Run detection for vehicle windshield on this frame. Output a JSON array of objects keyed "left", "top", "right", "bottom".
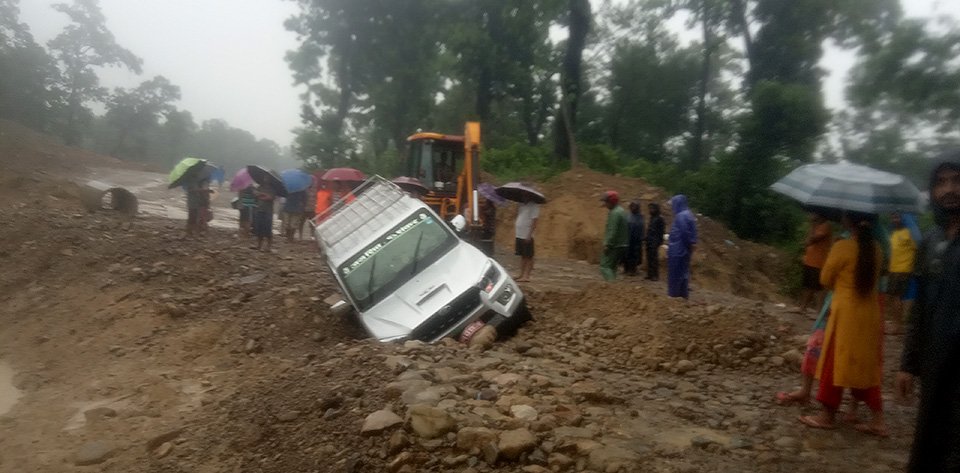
[{"left": 339, "top": 210, "right": 456, "bottom": 311}]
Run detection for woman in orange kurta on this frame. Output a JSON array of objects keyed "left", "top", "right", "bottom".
[{"left": 799, "top": 211, "right": 888, "bottom": 437}]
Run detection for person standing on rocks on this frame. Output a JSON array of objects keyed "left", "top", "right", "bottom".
[
  {"left": 885, "top": 211, "right": 917, "bottom": 334},
  {"left": 600, "top": 191, "right": 628, "bottom": 281},
  {"left": 252, "top": 183, "right": 276, "bottom": 252},
  {"left": 667, "top": 195, "right": 697, "bottom": 298},
  {"left": 799, "top": 211, "right": 887, "bottom": 436},
  {"left": 514, "top": 193, "right": 539, "bottom": 282},
  {"left": 799, "top": 212, "right": 833, "bottom": 314},
  {"left": 897, "top": 155, "right": 960, "bottom": 472},
  {"left": 623, "top": 201, "right": 645, "bottom": 276},
  {"left": 645, "top": 202, "right": 665, "bottom": 281},
  {"left": 282, "top": 190, "right": 306, "bottom": 242}
]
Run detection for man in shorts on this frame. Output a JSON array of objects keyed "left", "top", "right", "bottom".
[
  {"left": 886, "top": 211, "right": 917, "bottom": 334},
  {"left": 514, "top": 194, "right": 540, "bottom": 282},
  {"left": 799, "top": 212, "right": 833, "bottom": 315}
]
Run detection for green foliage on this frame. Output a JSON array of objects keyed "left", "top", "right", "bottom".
[
  {"left": 578, "top": 144, "right": 622, "bottom": 174},
  {"left": 481, "top": 144, "right": 559, "bottom": 182}
]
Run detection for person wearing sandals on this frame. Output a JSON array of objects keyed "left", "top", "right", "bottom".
[{"left": 798, "top": 211, "right": 888, "bottom": 437}]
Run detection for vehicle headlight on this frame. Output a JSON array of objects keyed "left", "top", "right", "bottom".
[{"left": 479, "top": 264, "right": 500, "bottom": 293}]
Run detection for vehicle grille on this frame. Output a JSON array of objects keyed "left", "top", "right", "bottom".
[{"left": 409, "top": 288, "right": 482, "bottom": 342}]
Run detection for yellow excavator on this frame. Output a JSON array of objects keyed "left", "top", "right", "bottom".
[{"left": 402, "top": 122, "right": 482, "bottom": 230}]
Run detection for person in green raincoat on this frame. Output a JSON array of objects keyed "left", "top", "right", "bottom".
[{"left": 600, "top": 191, "right": 629, "bottom": 281}]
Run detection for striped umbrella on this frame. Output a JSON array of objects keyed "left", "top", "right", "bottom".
[{"left": 770, "top": 162, "right": 922, "bottom": 214}]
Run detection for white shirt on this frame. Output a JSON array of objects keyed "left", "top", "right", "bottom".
[{"left": 515, "top": 202, "right": 540, "bottom": 239}]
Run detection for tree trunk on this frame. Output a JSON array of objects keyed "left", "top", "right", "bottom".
[
  {"left": 687, "top": 0, "right": 715, "bottom": 170},
  {"left": 730, "top": 0, "right": 757, "bottom": 90},
  {"left": 553, "top": 0, "right": 591, "bottom": 165}
]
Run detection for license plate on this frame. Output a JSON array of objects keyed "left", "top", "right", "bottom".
[{"left": 459, "top": 320, "right": 486, "bottom": 344}]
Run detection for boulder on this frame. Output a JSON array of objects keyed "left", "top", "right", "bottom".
[
  {"left": 361, "top": 409, "right": 403, "bottom": 435},
  {"left": 409, "top": 405, "right": 457, "bottom": 439},
  {"left": 457, "top": 427, "right": 498, "bottom": 452},
  {"left": 498, "top": 428, "right": 538, "bottom": 461}
]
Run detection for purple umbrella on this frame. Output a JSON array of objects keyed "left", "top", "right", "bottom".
[
  {"left": 495, "top": 182, "right": 546, "bottom": 204},
  {"left": 478, "top": 182, "right": 507, "bottom": 206},
  {"left": 230, "top": 167, "right": 254, "bottom": 192}
]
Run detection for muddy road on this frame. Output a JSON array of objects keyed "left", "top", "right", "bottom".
[{"left": 0, "top": 122, "right": 918, "bottom": 472}]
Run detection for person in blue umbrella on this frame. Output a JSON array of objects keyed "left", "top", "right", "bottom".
[{"left": 667, "top": 195, "right": 697, "bottom": 299}]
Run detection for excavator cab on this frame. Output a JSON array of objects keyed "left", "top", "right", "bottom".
[{"left": 403, "top": 123, "right": 481, "bottom": 227}]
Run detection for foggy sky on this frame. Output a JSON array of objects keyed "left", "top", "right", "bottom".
[{"left": 17, "top": 0, "right": 960, "bottom": 148}]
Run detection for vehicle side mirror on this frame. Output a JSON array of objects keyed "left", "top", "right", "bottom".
[{"left": 450, "top": 215, "right": 467, "bottom": 233}]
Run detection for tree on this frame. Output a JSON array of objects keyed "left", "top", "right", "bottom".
[
  {"left": 0, "top": 0, "right": 59, "bottom": 129},
  {"left": 101, "top": 76, "right": 180, "bottom": 159},
  {"left": 47, "top": 0, "right": 142, "bottom": 145},
  {"left": 553, "top": 0, "right": 591, "bottom": 165}
]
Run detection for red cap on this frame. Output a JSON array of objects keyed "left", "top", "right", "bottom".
[{"left": 601, "top": 190, "right": 619, "bottom": 205}]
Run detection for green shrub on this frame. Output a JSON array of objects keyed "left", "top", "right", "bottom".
[{"left": 482, "top": 143, "right": 559, "bottom": 182}]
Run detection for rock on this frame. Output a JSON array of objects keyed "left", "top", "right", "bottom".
[
  {"left": 498, "top": 428, "right": 538, "bottom": 461},
  {"left": 581, "top": 317, "right": 597, "bottom": 328},
  {"left": 475, "top": 388, "right": 499, "bottom": 401},
  {"left": 387, "top": 430, "right": 411, "bottom": 455},
  {"left": 782, "top": 349, "right": 803, "bottom": 364},
  {"left": 587, "top": 445, "right": 641, "bottom": 471},
  {"left": 727, "top": 437, "right": 753, "bottom": 450},
  {"left": 749, "top": 356, "right": 767, "bottom": 365},
  {"left": 385, "top": 379, "right": 432, "bottom": 398},
  {"left": 492, "top": 373, "right": 523, "bottom": 386},
  {"left": 522, "top": 466, "right": 549, "bottom": 473},
  {"left": 244, "top": 339, "right": 260, "bottom": 354},
  {"left": 362, "top": 409, "right": 403, "bottom": 435},
  {"left": 691, "top": 436, "right": 719, "bottom": 448},
  {"left": 239, "top": 273, "right": 267, "bottom": 285},
  {"left": 408, "top": 405, "right": 456, "bottom": 439},
  {"left": 74, "top": 441, "right": 116, "bottom": 466},
  {"left": 529, "top": 414, "right": 558, "bottom": 433},
  {"left": 457, "top": 427, "right": 498, "bottom": 452},
  {"left": 675, "top": 359, "right": 696, "bottom": 374},
  {"left": 553, "top": 426, "right": 595, "bottom": 440},
  {"left": 468, "top": 325, "right": 497, "bottom": 351},
  {"left": 773, "top": 436, "right": 799, "bottom": 449},
  {"left": 388, "top": 452, "right": 414, "bottom": 473},
  {"left": 482, "top": 441, "right": 500, "bottom": 464},
  {"left": 769, "top": 356, "right": 785, "bottom": 367},
  {"left": 548, "top": 452, "right": 575, "bottom": 469},
  {"left": 275, "top": 410, "right": 300, "bottom": 422},
  {"left": 510, "top": 405, "right": 538, "bottom": 421},
  {"left": 83, "top": 407, "right": 117, "bottom": 423},
  {"left": 153, "top": 442, "right": 173, "bottom": 458},
  {"left": 146, "top": 428, "right": 184, "bottom": 451},
  {"left": 442, "top": 454, "right": 470, "bottom": 466}
]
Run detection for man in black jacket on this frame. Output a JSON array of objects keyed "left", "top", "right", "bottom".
[
  {"left": 897, "top": 153, "right": 960, "bottom": 473},
  {"left": 645, "top": 202, "right": 666, "bottom": 281}
]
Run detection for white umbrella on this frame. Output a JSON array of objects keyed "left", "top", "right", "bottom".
[{"left": 770, "top": 162, "right": 922, "bottom": 214}]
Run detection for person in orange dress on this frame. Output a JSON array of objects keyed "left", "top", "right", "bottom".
[{"left": 799, "top": 211, "right": 887, "bottom": 436}]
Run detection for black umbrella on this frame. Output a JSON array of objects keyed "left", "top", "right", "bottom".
[
  {"left": 495, "top": 182, "right": 546, "bottom": 204},
  {"left": 246, "top": 165, "right": 288, "bottom": 197}
]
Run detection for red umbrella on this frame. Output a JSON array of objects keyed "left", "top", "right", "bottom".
[
  {"left": 392, "top": 176, "right": 429, "bottom": 195},
  {"left": 321, "top": 167, "right": 365, "bottom": 182}
]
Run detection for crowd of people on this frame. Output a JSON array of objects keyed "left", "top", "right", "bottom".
[
  {"left": 770, "top": 156, "right": 960, "bottom": 472},
  {"left": 505, "top": 188, "right": 694, "bottom": 298}
]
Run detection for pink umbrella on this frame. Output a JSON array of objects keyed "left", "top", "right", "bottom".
[
  {"left": 229, "top": 167, "right": 254, "bottom": 192},
  {"left": 321, "top": 167, "right": 366, "bottom": 182}
]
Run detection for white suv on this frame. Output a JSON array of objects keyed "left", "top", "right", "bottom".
[{"left": 314, "top": 177, "right": 529, "bottom": 343}]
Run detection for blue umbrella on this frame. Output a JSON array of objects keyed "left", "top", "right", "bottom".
[{"left": 281, "top": 169, "right": 313, "bottom": 193}]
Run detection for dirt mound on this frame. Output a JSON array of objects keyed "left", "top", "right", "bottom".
[{"left": 495, "top": 167, "right": 787, "bottom": 301}]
